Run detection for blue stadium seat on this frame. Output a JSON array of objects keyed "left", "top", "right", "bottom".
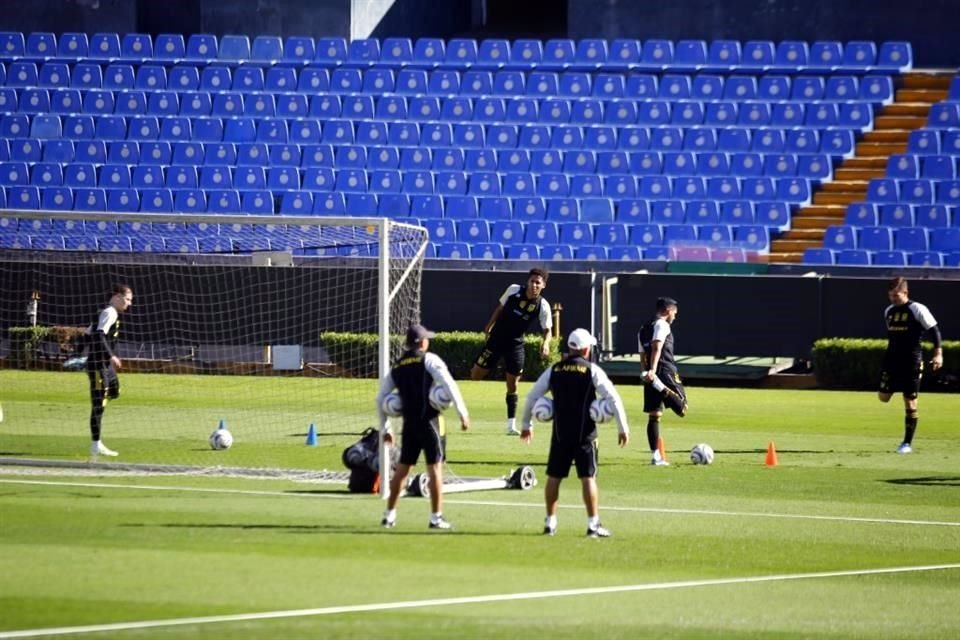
[
  {"left": 734, "top": 224, "right": 770, "bottom": 251},
  {"left": 559, "top": 72, "right": 591, "bottom": 97},
  {"left": 541, "top": 39, "right": 576, "bottom": 70},
  {"left": 546, "top": 197, "right": 580, "bottom": 221},
  {"left": 740, "top": 102, "right": 772, "bottom": 126},
  {"left": 663, "top": 224, "right": 698, "bottom": 247},
  {"left": 172, "top": 189, "right": 206, "bottom": 213},
  {"left": 280, "top": 191, "right": 313, "bottom": 214},
  {"left": 444, "top": 195, "right": 477, "bottom": 217},
  {"left": 834, "top": 249, "right": 869, "bottom": 265},
  {"left": 314, "top": 37, "right": 346, "bottom": 65},
  {"left": 167, "top": 67, "right": 199, "bottom": 93},
  {"left": 526, "top": 71, "right": 559, "bottom": 97},
  {"left": 894, "top": 227, "right": 929, "bottom": 251},
  {"left": 457, "top": 219, "right": 491, "bottom": 243},
  {"left": 908, "top": 251, "right": 942, "bottom": 267},
  {"left": 715, "top": 129, "right": 749, "bottom": 153},
  {"left": 722, "top": 76, "right": 757, "bottom": 101},
  {"left": 712, "top": 179, "right": 745, "bottom": 204},
  {"left": 154, "top": 34, "right": 185, "bottom": 60},
  {"left": 859, "top": 226, "right": 893, "bottom": 251},
  {"left": 740, "top": 41, "right": 775, "bottom": 70},
  {"left": 506, "top": 243, "right": 540, "bottom": 259},
  {"left": 773, "top": 40, "right": 809, "bottom": 70},
  {"left": 40, "top": 186, "right": 72, "bottom": 210},
  {"left": 731, "top": 153, "right": 763, "bottom": 177},
  {"left": 792, "top": 76, "right": 825, "bottom": 101},
  {"left": 706, "top": 40, "right": 741, "bottom": 70},
  {"left": 217, "top": 35, "right": 250, "bottom": 61},
  {"left": 38, "top": 62, "right": 70, "bottom": 88},
  {"left": 102, "top": 63, "right": 135, "bottom": 90},
  {"left": 88, "top": 33, "right": 121, "bottom": 61},
  {"left": 476, "top": 39, "right": 510, "bottom": 68},
  {"left": 757, "top": 75, "right": 790, "bottom": 100},
  {"left": 346, "top": 38, "right": 380, "bottom": 66},
  {"left": 946, "top": 252, "right": 960, "bottom": 267},
  {"left": 860, "top": 76, "right": 893, "bottom": 104},
  {"left": 251, "top": 35, "right": 282, "bottom": 62},
  {"left": 509, "top": 39, "right": 543, "bottom": 69},
  {"left": 687, "top": 201, "right": 720, "bottom": 224},
  {"left": 269, "top": 166, "right": 302, "bottom": 191},
  {"left": 931, "top": 228, "right": 960, "bottom": 252},
  {"left": 594, "top": 222, "right": 628, "bottom": 245},
  {"left": 843, "top": 41, "right": 876, "bottom": 68},
  {"left": 651, "top": 200, "right": 685, "bottom": 225},
  {"left": 628, "top": 223, "right": 662, "bottom": 246},
  {"left": 312, "top": 192, "right": 344, "bottom": 216},
  {"left": 536, "top": 244, "right": 570, "bottom": 260},
  {"left": 411, "top": 37, "right": 445, "bottom": 67},
  {"left": 436, "top": 171, "right": 468, "bottom": 195},
  {"left": 872, "top": 250, "right": 906, "bottom": 266},
  {"left": 692, "top": 75, "right": 724, "bottom": 100},
  {"left": 908, "top": 130, "right": 941, "bottom": 155},
  {"left": 435, "top": 242, "right": 469, "bottom": 259},
  {"left": 876, "top": 41, "right": 912, "bottom": 71},
  {"left": 525, "top": 221, "right": 559, "bottom": 244},
  {"left": 916, "top": 204, "right": 950, "bottom": 227},
  {"left": 673, "top": 40, "right": 706, "bottom": 70},
  {"left": 57, "top": 32, "right": 89, "bottom": 60},
  {"left": 491, "top": 220, "right": 524, "bottom": 245},
  {"left": 844, "top": 202, "right": 878, "bottom": 226},
  {"left": 50, "top": 88, "right": 80, "bottom": 113},
  {"left": 514, "top": 197, "right": 546, "bottom": 220},
  {"left": 132, "top": 165, "right": 164, "bottom": 189},
  {"left": 935, "top": 180, "right": 960, "bottom": 205},
  {"left": 471, "top": 242, "right": 506, "bottom": 259},
  {"left": 640, "top": 39, "right": 674, "bottom": 70},
  {"left": 698, "top": 224, "right": 732, "bottom": 245},
  {"left": 232, "top": 66, "right": 264, "bottom": 92},
  {"left": 139, "top": 188, "right": 173, "bottom": 212},
  {"left": 303, "top": 167, "right": 334, "bottom": 191},
  {"left": 809, "top": 41, "right": 843, "bottom": 70},
  {"left": 899, "top": 178, "right": 933, "bottom": 204},
  {"left": 777, "top": 178, "right": 810, "bottom": 204},
  {"left": 411, "top": 195, "right": 443, "bottom": 218},
  {"left": 823, "top": 224, "right": 857, "bottom": 250}
]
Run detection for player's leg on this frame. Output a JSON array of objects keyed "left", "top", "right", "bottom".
[
  {"left": 424, "top": 420, "right": 451, "bottom": 529},
  {"left": 543, "top": 440, "right": 571, "bottom": 535},
  {"left": 470, "top": 344, "right": 496, "bottom": 381},
  {"left": 897, "top": 363, "right": 922, "bottom": 453},
  {"left": 643, "top": 384, "right": 668, "bottom": 465},
  {"left": 87, "top": 368, "right": 117, "bottom": 458},
  {"left": 503, "top": 343, "right": 525, "bottom": 435},
  {"left": 878, "top": 364, "right": 894, "bottom": 402},
  {"left": 662, "top": 373, "right": 688, "bottom": 417},
  {"left": 577, "top": 442, "right": 609, "bottom": 537},
  {"left": 383, "top": 426, "right": 420, "bottom": 526}
]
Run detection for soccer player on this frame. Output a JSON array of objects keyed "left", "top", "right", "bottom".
[
  {"left": 83, "top": 284, "right": 133, "bottom": 460},
  {"left": 376, "top": 324, "right": 470, "bottom": 530},
  {"left": 637, "top": 296, "right": 688, "bottom": 466},
  {"left": 471, "top": 268, "right": 552, "bottom": 435},
  {"left": 520, "top": 328, "right": 629, "bottom": 538},
  {"left": 879, "top": 277, "right": 943, "bottom": 453}
]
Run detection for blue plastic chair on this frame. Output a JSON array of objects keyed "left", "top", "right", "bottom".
[
  {"left": 121, "top": 33, "right": 153, "bottom": 60},
  {"left": 509, "top": 39, "right": 543, "bottom": 69},
  {"left": 302, "top": 167, "right": 334, "bottom": 191},
  {"left": 314, "top": 37, "right": 347, "bottom": 64},
  {"left": 525, "top": 221, "right": 560, "bottom": 244},
  {"left": 476, "top": 39, "right": 510, "bottom": 68},
  {"left": 809, "top": 41, "right": 843, "bottom": 70},
  {"left": 346, "top": 38, "right": 380, "bottom": 66},
  {"left": 155, "top": 34, "right": 186, "bottom": 60},
  {"left": 513, "top": 197, "right": 546, "bottom": 221},
  {"left": 640, "top": 39, "right": 674, "bottom": 69},
  {"left": 630, "top": 224, "right": 663, "bottom": 246},
  {"left": 57, "top": 32, "right": 89, "bottom": 60},
  {"left": 740, "top": 41, "right": 775, "bottom": 70},
  {"left": 908, "top": 251, "right": 942, "bottom": 267},
  {"left": 802, "top": 248, "right": 834, "bottom": 264},
  {"left": 251, "top": 35, "right": 282, "bottom": 61},
  {"left": 916, "top": 205, "right": 951, "bottom": 227},
  {"left": 410, "top": 37, "right": 444, "bottom": 67},
  {"left": 673, "top": 40, "right": 707, "bottom": 70},
  {"left": 843, "top": 41, "right": 876, "bottom": 68},
  {"left": 269, "top": 166, "right": 302, "bottom": 191},
  {"left": 876, "top": 42, "right": 912, "bottom": 71},
  {"left": 218, "top": 35, "right": 250, "bottom": 61},
  {"left": 88, "top": 33, "right": 121, "bottom": 61},
  {"left": 707, "top": 40, "right": 741, "bottom": 70}
]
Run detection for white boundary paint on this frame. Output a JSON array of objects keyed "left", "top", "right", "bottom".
[
  {"left": 1, "top": 564, "right": 958, "bottom": 638},
  {"left": 2, "top": 478, "right": 959, "bottom": 528}
]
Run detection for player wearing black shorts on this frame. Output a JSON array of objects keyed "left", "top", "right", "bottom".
[
  {"left": 82, "top": 284, "right": 133, "bottom": 461},
  {"left": 637, "top": 297, "right": 687, "bottom": 466},
  {"left": 879, "top": 277, "right": 943, "bottom": 454},
  {"left": 376, "top": 324, "right": 470, "bottom": 530},
  {"left": 520, "top": 328, "right": 629, "bottom": 538},
  {"left": 471, "top": 268, "right": 552, "bottom": 435}
]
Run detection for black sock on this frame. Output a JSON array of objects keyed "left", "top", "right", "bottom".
[
  {"left": 646, "top": 416, "right": 660, "bottom": 451},
  {"left": 904, "top": 412, "right": 918, "bottom": 445},
  {"left": 90, "top": 394, "right": 105, "bottom": 441},
  {"left": 506, "top": 393, "right": 518, "bottom": 419}
]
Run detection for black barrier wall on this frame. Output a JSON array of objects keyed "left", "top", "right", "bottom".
[{"left": 2, "top": 263, "right": 957, "bottom": 357}]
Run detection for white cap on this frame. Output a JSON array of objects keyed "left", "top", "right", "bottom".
[{"left": 567, "top": 328, "right": 597, "bottom": 350}]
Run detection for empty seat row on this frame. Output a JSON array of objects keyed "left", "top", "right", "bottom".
[
  {"left": 803, "top": 247, "right": 960, "bottom": 268},
  {"left": 866, "top": 177, "right": 960, "bottom": 205},
  {"left": 0, "top": 60, "right": 896, "bottom": 104},
  {"left": 0, "top": 163, "right": 815, "bottom": 203},
  {"left": 886, "top": 154, "right": 960, "bottom": 179},
  {"left": 0, "top": 32, "right": 913, "bottom": 72},
  {"left": 433, "top": 243, "right": 762, "bottom": 262},
  {"left": 906, "top": 129, "right": 960, "bottom": 156},
  {"left": 823, "top": 224, "right": 960, "bottom": 252},
  {"left": 845, "top": 202, "right": 959, "bottom": 228},
  {"left": 0, "top": 85, "right": 877, "bottom": 131}
]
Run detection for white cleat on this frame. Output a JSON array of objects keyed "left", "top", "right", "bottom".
[
  {"left": 895, "top": 443, "right": 912, "bottom": 454},
  {"left": 91, "top": 441, "right": 118, "bottom": 458}
]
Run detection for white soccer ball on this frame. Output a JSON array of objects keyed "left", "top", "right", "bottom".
[
  {"left": 589, "top": 396, "right": 616, "bottom": 423},
  {"left": 532, "top": 396, "right": 554, "bottom": 422},
  {"left": 428, "top": 383, "right": 454, "bottom": 411},
  {"left": 209, "top": 428, "right": 234, "bottom": 450},
  {"left": 381, "top": 391, "right": 403, "bottom": 417},
  {"left": 690, "top": 443, "right": 714, "bottom": 465}
]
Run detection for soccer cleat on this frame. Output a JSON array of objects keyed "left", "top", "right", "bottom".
[
  {"left": 650, "top": 450, "right": 670, "bottom": 466},
  {"left": 429, "top": 516, "right": 453, "bottom": 530},
  {"left": 505, "top": 424, "right": 520, "bottom": 436},
  {"left": 381, "top": 517, "right": 396, "bottom": 529},
  {"left": 896, "top": 443, "right": 912, "bottom": 454},
  {"left": 91, "top": 441, "right": 118, "bottom": 457},
  {"left": 586, "top": 524, "right": 611, "bottom": 538},
  {"left": 543, "top": 519, "right": 556, "bottom": 536}
]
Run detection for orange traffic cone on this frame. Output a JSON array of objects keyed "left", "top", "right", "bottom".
[
  {"left": 657, "top": 436, "right": 667, "bottom": 462},
  {"left": 765, "top": 441, "right": 779, "bottom": 467}
]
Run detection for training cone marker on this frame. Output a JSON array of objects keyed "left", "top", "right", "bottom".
[
  {"left": 765, "top": 441, "right": 779, "bottom": 467},
  {"left": 657, "top": 436, "right": 667, "bottom": 462},
  {"left": 217, "top": 418, "right": 226, "bottom": 430},
  {"left": 305, "top": 423, "right": 318, "bottom": 446}
]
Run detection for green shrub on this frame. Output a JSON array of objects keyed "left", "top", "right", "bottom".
[
  {"left": 7, "top": 325, "right": 85, "bottom": 369},
  {"left": 811, "top": 338, "right": 960, "bottom": 390},
  {"left": 319, "top": 331, "right": 561, "bottom": 379}
]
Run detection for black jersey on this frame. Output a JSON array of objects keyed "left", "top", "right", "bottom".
[
  {"left": 638, "top": 317, "right": 676, "bottom": 373},
  {"left": 390, "top": 349, "right": 439, "bottom": 422},
  {"left": 884, "top": 301, "right": 937, "bottom": 361},
  {"left": 489, "top": 284, "right": 552, "bottom": 344},
  {"left": 549, "top": 355, "right": 600, "bottom": 444},
  {"left": 84, "top": 305, "right": 120, "bottom": 364}
]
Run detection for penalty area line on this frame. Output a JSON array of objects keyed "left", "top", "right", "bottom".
[{"left": 1, "top": 563, "right": 959, "bottom": 638}]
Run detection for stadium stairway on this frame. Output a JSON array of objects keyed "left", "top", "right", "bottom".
[{"left": 769, "top": 71, "right": 953, "bottom": 262}]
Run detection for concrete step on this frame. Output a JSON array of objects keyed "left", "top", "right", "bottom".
[
  {"left": 874, "top": 115, "right": 928, "bottom": 129},
  {"left": 791, "top": 216, "right": 844, "bottom": 229},
  {"left": 834, "top": 167, "right": 887, "bottom": 181},
  {"left": 900, "top": 73, "right": 954, "bottom": 90},
  {"left": 896, "top": 88, "right": 949, "bottom": 102},
  {"left": 780, "top": 228, "right": 825, "bottom": 240},
  {"left": 771, "top": 238, "right": 822, "bottom": 252},
  {"left": 795, "top": 205, "right": 847, "bottom": 218},
  {"left": 813, "top": 192, "right": 864, "bottom": 205},
  {"left": 883, "top": 103, "right": 933, "bottom": 117},
  {"left": 820, "top": 180, "right": 867, "bottom": 193},
  {"left": 840, "top": 157, "right": 889, "bottom": 169},
  {"left": 767, "top": 252, "right": 805, "bottom": 264},
  {"left": 855, "top": 141, "right": 907, "bottom": 155},
  {"left": 862, "top": 130, "right": 909, "bottom": 143}
]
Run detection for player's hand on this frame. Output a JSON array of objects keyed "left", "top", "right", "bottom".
[
  {"left": 643, "top": 370, "right": 655, "bottom": 383},
  {"left": 460, "top": 416, "right": 470, "bottom": 431},
  {"left": 931, "top": 351, "right": 944, "bottom": 371},
  {"left": 111, "top": 355, "right": 122, "bottom": 369},
  {"left": 540, "top": 344, "right": 550, "bottom": 361},
  {"left": 382, "top": 431, "right": 394, "bottom": 446},
  {"left": 520, "top": 428, "right": 533, "bottom": 444},
  {"left": 618, "top": 432, "right": 629, "bottom": 448}
]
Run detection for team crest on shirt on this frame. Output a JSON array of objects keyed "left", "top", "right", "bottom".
[{"left": 526, "top": 302, "right": 536, "bottom": 312}]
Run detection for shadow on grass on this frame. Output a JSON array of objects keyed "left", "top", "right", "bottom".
[
  {"left": 885, "top": 476, "right": 960, "bottom": 487},
  {"left": 119, "top": 522, "right": 498, "bottom": 535}
]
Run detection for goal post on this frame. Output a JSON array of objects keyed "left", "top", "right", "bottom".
[{"left": 0, "top": 210, "right": 428, "bottom": 479}]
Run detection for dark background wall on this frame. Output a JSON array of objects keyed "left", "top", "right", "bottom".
[{"left": 2, "top": 0, "right": 958, "bottom": 66}]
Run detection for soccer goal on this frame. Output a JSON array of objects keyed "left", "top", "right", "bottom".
[{"left": 0, "top": 210, "right": 427, "bottom": 479}]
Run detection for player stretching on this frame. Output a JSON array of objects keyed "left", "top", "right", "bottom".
[
  {"left": 638, "top": 296, "right": 687, "bottom": 466},
  {"left": 83, "top": 284, "right": 133, "bottom": 461},
  {"left": 471, "top": 268, "right": 552, "bottom": 435},
  {"left": 879, "top": 277, "right": 943, "bottom": 453}
]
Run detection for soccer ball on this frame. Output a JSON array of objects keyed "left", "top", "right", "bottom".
[
  {"left": 532, "top": 396, "right": 554, "bottom": 422},
  {"left": 381, "top": 391, "right": 403, "bottom": 417},
  {"left": 589, "top": 396, "right": 616, "bottom": 423},
  {"left": 690, "top": 443, "right": 714, "bottom": 465},
  {"left": 428, "top": 383, "right": 454, "bottom": 411},
  {"left": 209, "top": 428, "right": 234, "bottom": 450}
]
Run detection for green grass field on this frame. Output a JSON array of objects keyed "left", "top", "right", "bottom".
[{"left": 1, "top": 370, "right": 959, "bottom": 639}]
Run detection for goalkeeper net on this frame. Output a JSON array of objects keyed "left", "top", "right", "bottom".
[{"left": 0, "top": 210, "right": 427, "bottom": 476}]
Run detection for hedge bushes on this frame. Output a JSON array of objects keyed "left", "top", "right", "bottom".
[
  {"left": 320, "top": 331, "right": 561, "bottom": 379},
  {"left": 811, "top": 338, "right": 960, "bottom": 390},
  {"left": 7, "top": 325, "right": 85, "bottom": 369}
]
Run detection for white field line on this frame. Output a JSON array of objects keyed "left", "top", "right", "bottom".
[
  {"left": 2, "top": 477, "right": 960, "bottom": 528},
  {"left": 1, "top": 563, "right": 959, "bottom": 638}
]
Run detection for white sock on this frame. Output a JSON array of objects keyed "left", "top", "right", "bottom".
[
  {"left": 384, "top": 508, "right": 397, "bottom": 521},
  {"left": 545, "top": 515, "right": 557, "bottom": 529},
  {"left": 507, "top": 418, "right": 517, "bottom": 430},
  {"left": 651, "top": 449, "right": 662, "bottom": 461},
  {"left": 588, "top": 516, "right": 600, "bottom": 529},
  {"left": 430, "top": 512, "right": 442, "bottom": 522}
]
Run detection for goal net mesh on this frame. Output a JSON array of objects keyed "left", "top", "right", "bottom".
[{"left": 0, "top": 211, "right": 427, "bottom": 476}]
